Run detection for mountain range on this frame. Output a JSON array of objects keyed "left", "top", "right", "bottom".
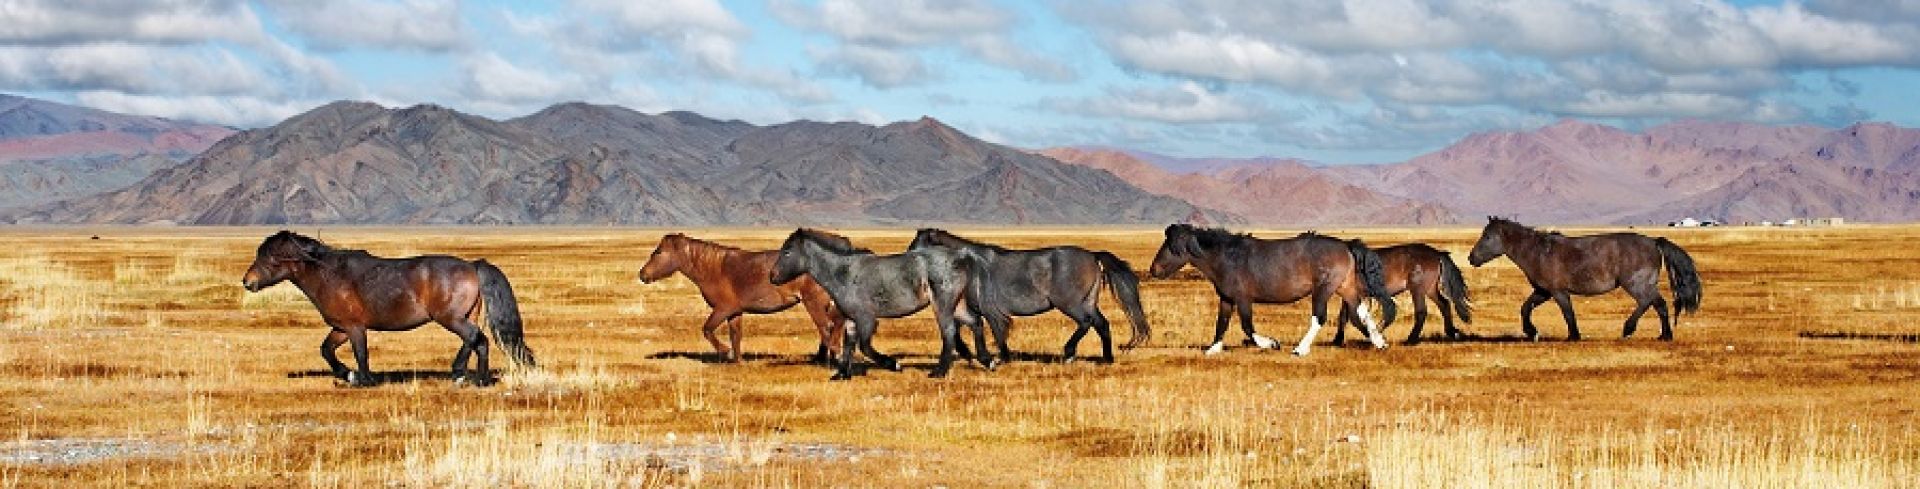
[
  {"left": 1045, "top": 119, "right": 1920, "bottom": 225},
  {"left": 0, "top": 94, "right": 232, "bottom": 212},
  {"left": 6, "top": 99, "right": 1224, "bottom": 225},
  {"left": 2, "top": 93, "right": 1917, "bottom": 226}
]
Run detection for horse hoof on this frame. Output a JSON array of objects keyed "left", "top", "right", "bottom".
[
  {"left": 928, "top": 370, "right": 949, "bottom": 379},
  {"left": 829, "top": 372, "right": 852, "bottom": 381},
  {"left": 1291, "top": 348, "right": 1310, "bottom": 357},
  {"left": 1203, "top": 342, "right": 1225, "bottom": 355},
  {"left": 1566, "top": 335, "right": 1583, "bottom": 342},
  {"left": 1250, "top": 334, "right": 1278, "bottom": 349},
  {"left": 1658, "top": 335, "right": 1675, "bottom": 342},
  {"left": 886, "top": 361, "right": 905, "bottom": 372},
  {"left": 983, "top": 359, "right": 1001, "bottom": 371}
]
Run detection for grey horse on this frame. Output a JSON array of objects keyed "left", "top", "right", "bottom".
[
  {"left": 771, "top": 229, "right": 981, "bottom": 380},
  {"left": 907, "top": 228, "right": 1150, "bottom": 366}
]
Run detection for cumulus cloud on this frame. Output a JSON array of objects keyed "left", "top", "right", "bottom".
[
  {"left": 73, "top": 91, "right": 325, "bottom": 128},
  {"left": 1043, "top": 82, "right": 1272, "bottom": 123},
  {"left": 774, "top": 0, "right": 1076, "bottom": 85},
  {"left": 1056, "top": 0, "right": 1920, "bottom": 143},
  {"left": 811, "top": 44, "right": 935, "bottom": 88},
  {"left": 259, "top": 0, "right": 467, "bottom": 52}
]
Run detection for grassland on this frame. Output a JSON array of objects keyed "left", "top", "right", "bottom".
[{"left": 2, "top": 225, "right": 1918, "bottom": 487}]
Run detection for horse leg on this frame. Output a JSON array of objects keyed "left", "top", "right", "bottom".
[
  {"left": 726, "top": 316, "right": 745, "bottom": 364},
  {"left": 1435, "top": 295, "right": 1461, "bottom": 340},
  {"left": 1519, "top": 288, "right": 1550, "bottom": 341},
  {"left": 699, "top": 310, "right": 733, "bottom": 362},
  {"left": 1063, "top": 312, "right": 1094, "bottom": 362},
  {"left": 831, "top": 315, "right": 871, "bottom": 381},
  {"left": 319, "top": 329, "right": 349, "bottom": 380},
  {"left": 1332, "top": 302, "right": 1349, "bottom": 346},
  {"left": 1205, "top": 299, "right": 1232, "bottom": 355},
  {"left": 1653, "top": 297, "right": 1674, "bottom": 341},
  {"left": 1292, "top": 290, "right": 1332, "bottom": 356},
  {"left": 856, "top": 319, "right": 901, "bottom": 373},
  {"left": 802, "top": 298, "right": 842, "bottom": 364},
  {"left": 1351, "top": 294, "right": 1389, "bottom": 350},
  {"left": 1406, "top": 292, "right": 1429, "bottom": 345},
  {"left": 344, "top": 326, "right": 375, "bottom": 387},
  {"left": 1238, "top": 301, "right": 1277, "bottom": 349},
  {"left": 1551, "top": 291, "right": 1580, "bottom": 341},
  {"left": 1621, "top": 296, "right": 1652, "bottom": 339},
  {"left": 969, "top": 314, "right": 998, "bottom": 370},
  {"left": 442, "top": 320, "right": 492, "bottom": 386},
  {"left": 1073, "top": 307, "right": 1116, "bottom": 364},
  {"left": 989, "top": 314, "right": 1013, "bottom": 366},
  {"left": 930, "top": 311, "right": 961, "bottom": 379}
]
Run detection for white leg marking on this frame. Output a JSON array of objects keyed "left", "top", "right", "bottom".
[
  {"left": 1357, "top": 304, "right": 1387, "bottom": 349},
  {"left": 1251, "top": 333, "right": 1278, "bottom": 349},
  {"left": 1205, "top": 341, "right": 1225, "bottom": 355},
  {"left": 1293, "top": 317, "right": 1323, "bottom": 356}
]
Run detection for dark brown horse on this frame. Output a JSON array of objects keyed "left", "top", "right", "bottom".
[
  {"left": 1149, "top": 224, "right": 1396, "bottom": 356},
  {"left": 1332, "top": 243, "right": 1473, "bottom": 345},
  {"left": 638, "top": 231, "right": 852, "bottom": 363},
  {"left": 1468, "top": 217, "right": 1702, "bottom": 341},
  {"left": 241, "top": 231, "right": 535, "bottom": 387}
]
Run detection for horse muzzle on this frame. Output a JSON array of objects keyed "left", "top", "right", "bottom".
[{"left": 242, "top": 279, "right": 263, "bottom": 292}]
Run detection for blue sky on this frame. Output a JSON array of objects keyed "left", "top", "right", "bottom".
[{"left": 4, "top": 0, "right": 1919, "bottom": 163}]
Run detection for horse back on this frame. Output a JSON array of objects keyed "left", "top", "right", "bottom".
[
  {"left": 329, "top": 254, "right": 479, "bottom": 330},
  {"left": 1376, "top": 243, "right": 1445, "bottom": 294},
  {"left": 1226, "top": 236, "right": 1346, "bottom": 302}
]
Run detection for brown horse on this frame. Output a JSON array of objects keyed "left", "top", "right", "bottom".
[
  {"left": 1149, "top": 225, "right": 1397, "bottom": 356},
  {"left": 1468, "top": 217, "right": 1702, "bottom": 341},
  {"left": 638, "top": 230, "right": 852, "bottom": 364},
  {"left": 1332, "top": 243, "right": 1473, "bottom": 345},
  {"left": 241, "top": 231, "right": 535, "bottom": 387}
]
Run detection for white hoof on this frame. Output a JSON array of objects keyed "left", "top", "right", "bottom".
[
  {"left": 1251, "top": 334, "right": 1278, "bottom": 349},
  {"left": 1291, "top": 347, "right": 1311, "bottom": 357},
  {"left": 1204, "top": 342, "right": 1225, "bottom": 355}
]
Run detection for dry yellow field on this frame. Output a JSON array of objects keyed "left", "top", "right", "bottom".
[{"left": 2, "top": 225, "right": 1918, "bottom": 487}]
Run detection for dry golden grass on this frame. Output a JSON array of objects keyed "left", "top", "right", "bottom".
[{"left": 2, "top": 225, "right": 1919, "bottom": 487}]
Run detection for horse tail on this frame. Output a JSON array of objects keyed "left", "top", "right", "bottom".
[
  {"left": 1093, "top": 251, "right": 1151, "bottom": 349},
  {"left": 1437, "top": 251, "right": 1473, "bottom": 324},
  {"left": 475, "top": 260, "right": 537, "bottom": 368},
  {"left": 1347, "top": 240, "right": 1397, "bottom": 328},
  {"left": 1654, "top": 238, "right": 1702, "bottom": 314}
]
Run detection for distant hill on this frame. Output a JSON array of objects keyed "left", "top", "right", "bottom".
[
  {"left": 11, "top": 101, "right": 1231, "bottom": 226},
  {"left": 0, "top": 94, "right": 233, "bottom": 211},
  {"left": 1057, "top": 119, "right": 1920, "bottom": 225}
]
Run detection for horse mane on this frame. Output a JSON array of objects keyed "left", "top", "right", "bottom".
[
  {"left": 666, "top": 233, "right": 744, "bottom": 253},
  {"left": 1178, "top": 225, "right": 1253, "bottom": 261},
  {"left": 266, "top": 230, "right": 356, "bottom": 259},
  {"left": 784, "top": 228, "right": 869, "bottom": 255},
  {"left": 920, "top": 228, "right": 1006, "bottom": 252}
]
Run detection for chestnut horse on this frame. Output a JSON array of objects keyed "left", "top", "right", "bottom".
[
  {"left": 241, "top": 231, "right": 535, "bottom": 387},
  {"left": 638, "top": 230, "right": 853, "bottom": 363},
  {"left": 1332, "top": 243, "right": 1473, "bottom": 345},
  {"left": 1149, "top": 225, "right": 1397, "bottom": 356},
  {"left": 1468, "top": 217, "right": 1701, "bottom": 341}
]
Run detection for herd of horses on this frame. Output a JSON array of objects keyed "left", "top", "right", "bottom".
[{"left": 241, "top": 218, "right": 1702, "bottom": 386}]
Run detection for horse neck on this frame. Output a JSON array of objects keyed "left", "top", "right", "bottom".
[
  {"left": 1185, "top": 240, "right": 1235, "bottom": 282},
  {"left": 1500, "top": 226, "right": 1553, "bottom": 269},
  {"left": 284, "top": 256, "right": 346, "bottom": 301},
  {"left": 674, "top": 240, "right": 733, "bottom": 283}
]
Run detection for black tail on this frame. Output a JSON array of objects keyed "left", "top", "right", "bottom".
[
  {"left": 1437, "top": 252, "right": 1473, "bottom": 324},
  {"left": 1093, "top": 251, "right": 1152, "bottom": 349},
  {"left": 1347, "top": 240, "right": 1397, "bottom": 329},
  {"left": 475, "top": 260, "right": 536, "bottom": 368},
  {"left": 1654, "top": 238, "right": 1702, "bottom": 314}
]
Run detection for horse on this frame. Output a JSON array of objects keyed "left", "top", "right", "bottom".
[
  {"left": 1148, "top": 224, "right": 1397, "bottom": 356},
  {"left": 772, "top": 229, "right": 980, "bottom": 380},
  {"left": 1467, "top": 217, "right": 1702, "bottom": 341},
  {"left": 638, "top": 230, "right": 856, "bottom": 364},
  {"left": 906, "top": 228, "right": 1150, "bottom": 365},
  {"left": 241, "top": 231, "right": 535, "bottom": 387},
  {"left": 1331, "top": 243, "right": 1474, "bottom": 345}
]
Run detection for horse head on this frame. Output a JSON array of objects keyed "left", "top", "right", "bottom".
[
  {"left": 243, "top": 230, "right": 319, "bottom": 292},
  {"left": 770, "top": 230, "right": 817, "bottom": 285},
  {"left": 1468, "top": 216, "right": 1512, "bottom": 267},
  {"left": 1149, "top": 223, "right": 1197, "bottom": 278},
  {"left": 638, "top": 233, "right": 687, "bottom": 283}
]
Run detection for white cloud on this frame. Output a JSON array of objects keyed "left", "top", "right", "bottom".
[
  {"left": 1043, "top": 81, "right": 1271, "bottom": 123},
  {"left": 260, "top": 0, "right": 466, "bottom": 52},
  {"left": 73, "top": 90, "right": 324, "bottom": 127},
  {"left": 774, "top": 0, "right": 1075, "bottom": 85},
  {"left": 811, "top": 44, "right": 935, "bottom": 88}
]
